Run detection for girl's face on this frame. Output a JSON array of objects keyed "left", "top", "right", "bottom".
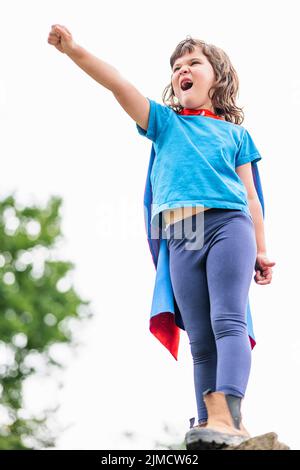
[{"left": 171, "top": 47, "right": 216, "bottom": 111}]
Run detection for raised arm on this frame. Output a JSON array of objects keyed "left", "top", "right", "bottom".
[{"left": 48, "top": 24, "right": 150, "bottom": 131}]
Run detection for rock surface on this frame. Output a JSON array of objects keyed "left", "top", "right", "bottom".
[
  {"left": 225, "top": 432, "right": 290, "bottom": 450},
  {"left": 185, "top": 431, "right": 290, "bottom": 450}
]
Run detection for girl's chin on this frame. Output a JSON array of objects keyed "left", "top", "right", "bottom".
[
  {"left": 180, "top": 96, "right": 197, "bottom": 107},
  {"left": 180, "top": 90, "right": 194, "bottom": 99}
]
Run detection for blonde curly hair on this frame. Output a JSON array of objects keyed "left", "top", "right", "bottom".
[{"left": 162, "top": 36, "right": 244, "bottom": 125}]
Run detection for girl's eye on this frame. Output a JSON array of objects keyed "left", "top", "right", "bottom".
[{"left": 173, "top": 62, "right": 200, "bottom": 72}]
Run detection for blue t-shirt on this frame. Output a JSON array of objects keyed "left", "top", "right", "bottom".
[{"left": 136, "top": 98, "right": 262, "bottom": 228}]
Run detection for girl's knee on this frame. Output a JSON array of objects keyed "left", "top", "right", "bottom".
[
  {"left": 190, "top": 338, "right": 217, "bottom": 364},
  {"left": 211, "top": 314, "right": 247, "bottom": 340}
]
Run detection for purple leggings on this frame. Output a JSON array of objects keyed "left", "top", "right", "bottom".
[{"left": 165, "top": 208, "right": 257, "bottom": 424}]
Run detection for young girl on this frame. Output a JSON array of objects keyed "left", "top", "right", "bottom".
[{"left": 48, "top": 27, "right": 276, "bottom": 450}]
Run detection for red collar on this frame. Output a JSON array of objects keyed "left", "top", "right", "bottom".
[{"left": 179, "top": 108, "right": 223, "bottom": 120}]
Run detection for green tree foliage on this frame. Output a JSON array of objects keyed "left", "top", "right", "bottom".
[{"left": 0, "top": 193, "right": 93, "bottom": 449}]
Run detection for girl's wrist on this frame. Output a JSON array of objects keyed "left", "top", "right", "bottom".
[{"left": 66, "top": 42, "right": 81, "bottom": 59}]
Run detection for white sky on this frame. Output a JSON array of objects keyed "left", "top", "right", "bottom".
[{"left": 1, "top": 0, "right": 300, "bottom": 450}]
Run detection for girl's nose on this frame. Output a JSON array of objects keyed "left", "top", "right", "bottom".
[{"left": 180, "top": 66, "right": 191, "bottom": 76}]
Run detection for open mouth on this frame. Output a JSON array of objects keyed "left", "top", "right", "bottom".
[{"left": 181, "top": 80, "right": 193, "bottom": 91}]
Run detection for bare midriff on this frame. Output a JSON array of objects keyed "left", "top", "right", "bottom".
[{"left": 163, "top": 206, "right": 212, "bottom": 227}]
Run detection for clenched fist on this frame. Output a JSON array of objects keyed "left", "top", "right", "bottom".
[{"left": 47, "top": 24, "right": 76, "bottom": 55}]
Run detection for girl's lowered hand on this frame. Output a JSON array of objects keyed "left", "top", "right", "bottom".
[{"left": 254, "top": 253, "right": 276, "bottom": 285}]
